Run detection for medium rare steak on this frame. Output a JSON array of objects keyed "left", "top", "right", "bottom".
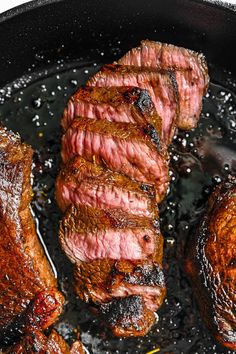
[
  {"left": 61, "top": 117, "right": 169, "bottom": 203},
  {"left": 118, "top": 40, "right": 209, "bottom": 130},
  {"left": 88, "top": 64, "right": 178, "bottom": 145},
  {"left": 100, "top": 295, "right": 155, "bottom": 337},
  {"left": 59, "top": 205, "right": 161, "bottom": 263},
  {"left": 61, "top": 86, "right": 162, "bottom": 136},
  {"left": 185, "top": 178, "right": 236, "bottom": 350},
  {"left": 74, "top": 259, "right": 166, "bottom": 312},
  {"left": 56, "top": 156, "right": 157, "bottom": 217},
  {"left": 0, "top": 127, "right": 64, "bottom": 347}
]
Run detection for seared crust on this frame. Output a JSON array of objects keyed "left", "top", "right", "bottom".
[{"left": 185, "top": 177, "right": 236, "bottom": 350}]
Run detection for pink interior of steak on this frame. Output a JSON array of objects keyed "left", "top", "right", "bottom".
[
  {"left": 61, "top": 227, "right": 156, "bottom": 263},
  {"left": 57, "top": 177, "right": 154, "bottom": 218},
  {"left": 61, "top": 121, "right": 169, "bottom": 203}
]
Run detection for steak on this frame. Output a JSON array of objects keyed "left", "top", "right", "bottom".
[
  {"left": 61, "top": 117, "right": 169, "bottom": 203},
  {"left": 100, "top": 295, "right": 155, "bottom": 337},
  {"left": 5, "top": 330, "right": 70, "bottom": 354},
  {"left": 56, "top": 156, "right": 157, "bottom": 217},
  {"left": 59, "top": 205, "right": 161, "bottom": 263},
  {"left": 74, "top": 259, "right": 166, "bottom": 312},
  {"left": 118, "top": 40, "right": 209, "bottom": 130},
  {"left": 88, "top": 63, "right": 178, "bottom": 145},
  {"left": 0, "top": 127, "right": 64, "bottom": 347},
  {"left": 5, "top": 330, "right": 84, "bottom": 354},
  {"left": 61, "top": 85, "right": 162, "bottom": 136},
  {"left": 185, "top": 178, "right": 236, "bottom": 350}
]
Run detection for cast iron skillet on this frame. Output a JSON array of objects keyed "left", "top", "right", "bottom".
[{"left": 0, "top": 1, "right": 236, "bottom": 353}]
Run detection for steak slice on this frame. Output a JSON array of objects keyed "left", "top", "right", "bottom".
[
  {"left": 88, "top": 64, "right": 178, "bottom": 145},
  {"left": 59, "top": 205, "right": 161, "bottom": 263},
  {"left": 74, "top": 259, "right": 166, "bottom": 312},
  {"left": 118, "top": 40, "right": 209, "bottom": 130},
  {"left": 61, "top": 86, "right": 162, "bottom": 136},
  {"left": 0, "top": 127, "right": 64, "bottom": 345},
  {"left": 56, "top": 156, "right": 157, "bottom": 217},
  {"left": 61, "top": 117, "right": 169, "bottom": 203},
  {"left": 100, "top": 295, "right": 155, "bottom": 337},
  {"left": 185, "top": 178, "right": 236, "bottom": 350}
]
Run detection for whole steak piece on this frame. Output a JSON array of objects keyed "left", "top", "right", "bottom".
[
  {"left": 185, "top": 178, "right": 236, "bottom": 350},
  {"left": 118, "top": 40, "right": 209, "bottom": 131},
  {"left": 0, "top": 127, "right": 64, "bottom": 348}
]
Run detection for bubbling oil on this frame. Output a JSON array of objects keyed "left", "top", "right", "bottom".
[{"left": 0, "top": 62, "right": 235, "bottom": 354}]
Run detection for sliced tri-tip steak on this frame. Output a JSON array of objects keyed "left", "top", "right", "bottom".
[
  {"left": 61, "top": 86, "right": 162, "bottom": 137},
  {"left": 100, "top": 295, "right": 155, "bottom": 337},
  {"left": 74, "top": 259, "right": 166, "bottom": 312},
  {"left": 61, "top": 118, "right": 169, "bottom": 203},
  {"left": 0, "top": 126, "right": 64, "bottom": 346},
  {"left": 185, "top": 178, "right": 236, "bottom": 351},
  {"left": 88, "top": 64, "right": 178, "bottom": 145},
  {"left": 59, "top": 205, "right": 161, "bottom": 263},
  {"left": 118, "top": 40, "right": 209, "bottom": 130},
  {"left": 56, "top": 156, "right": 157, "bottom": 218}
]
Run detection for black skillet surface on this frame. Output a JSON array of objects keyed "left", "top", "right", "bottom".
[{"left": 0, "top": 1, "right": 236, "bottom": 353}]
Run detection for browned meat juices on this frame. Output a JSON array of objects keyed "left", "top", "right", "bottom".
[{"left": 57, "top": 40, "right": 208, "bottom": 337}]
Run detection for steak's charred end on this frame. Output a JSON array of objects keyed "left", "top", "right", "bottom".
[
  {"left": 185, "top": 177, "right": 236, "bottom": 350},
  {"left": 100, "top": 296, "right": 155, "bottom": 337}
]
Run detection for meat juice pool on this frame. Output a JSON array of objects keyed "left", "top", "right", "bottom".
[{"left": 0, "top": 61, "right": 235, "bottom": 354}]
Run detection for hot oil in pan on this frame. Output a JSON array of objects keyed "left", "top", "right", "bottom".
[{"left": 0, "top": 62, "right": 235, "bottom": 354}]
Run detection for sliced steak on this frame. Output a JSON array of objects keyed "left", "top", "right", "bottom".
[
  {"left": 61, "top": 117, "right": 169, "bottom": 203},
  {"left": 59, "top": 205, "right": 161, "bottom": 263},
  {"left": 74, "top": 259, "right": 166, "bottom": 312},
  {"left": 0, "top": 127, "right": 64, "bottom": 346},
  {"left": 100, "top": 295, "right": 155, "bottom": 337},
  {"left": 61, "top": 86, "right": 162, "bottom": 137},
  {"left": 185, "top": 178, "right": 236, "bottom": 350},
  {"left": 88, "top": 64, "right": 178, "bottom": 145},
  {"left": 118, "top": 39, "right": 209, "bottom": 130},
  {"left": 56, "top": 156, "right": 157, "bottom": 218}
]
